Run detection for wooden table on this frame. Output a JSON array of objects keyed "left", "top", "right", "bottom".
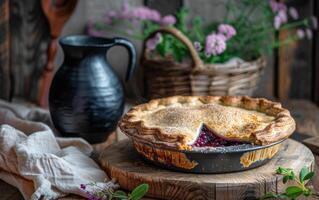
[{"left": 1, "top": 99, "right": 318, "bottom": 200}]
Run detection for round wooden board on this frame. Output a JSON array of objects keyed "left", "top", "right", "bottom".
[{"left": 99, "top": 139, "right": 314, "bottom": 200}]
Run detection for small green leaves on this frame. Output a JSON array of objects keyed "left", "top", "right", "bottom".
[
  {"left": 260, "top": 192, "right": 283, "bottom": 199},
  {"left": 260, "top": 166, "right": 317, "bottom": 200},
  {"left": 260, "top": 192, "right": 288, "bottom": 199},
  {"left": 276, "top": 167, "right": 294, "bottom": 176},
  {"left": 299, "top": 167, "right": 314, "bottom": 183},
  {"left": 113, "top": 190, "right": 128, "bottom": 199},
  {"left": 130, "top": 183, "right": 149, "bottom": 200},
  {"left": 283, "top": 176, "right": 290, "bottom": 184},
  {"left": 300, "top": 167, "right": 309, "bottom": 183},
  {"left": 84, "top": 183, "right": 149, "bottom": 200},
  {"left": 285, "top": 186, "right": 303, "bottom": 198},
  {"left": 276, "top": 167, "right": 295, "bottom": 184},
  {"left": 303, "top": 172, "right": 315, "bottom": 182}
]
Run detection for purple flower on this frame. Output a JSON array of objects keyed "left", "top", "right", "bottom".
[
  {"left": 161, "top": 15, "right": 176, "bottom": 26},
  {"left": 87, "top": 21, "right": 103, "bottom": 37},
  {"left": 296, "top": 29, "right": 305, "bottom": 39},
  {"left": 103, "top": 16, "right": 113, "bottom": 25},
  {"left": 205, "top": 33, "right": 226, "bottom": 56},
  {"left": 306, "top": 29, "right": 313, "bottom": 39},
  {"left": 148, "top": 9, "right": 161, "bottom": 22},
  {"left": 146, "top": 33, "right": 162, "bottom": 50},
  {"left": 278, "top": 10, "right": 288, "bottom": 23},
  {"left": 311, "top": 16, "right": 318, "bottom": 30},
  {"left": 218, "top": 24, "right": 236, "bottom": 40},
  {"left": 277, "top": 3, "right": 287, "bottom": 11},
  {"left": 108, "top": 11, "right": 117, "bottom": 18},
  {"left": 274, "top": 15, "right": 282, "bottom": 30},
  {"left": 132, "top": 7, "right": 161, "bottom": 22},
  {"left": 288, "top": 7, "right": 299, "bottom": 20},
  {"left": 194, "top": 41, "right": 202, "bottom": 52},
  {"left": 269, "top": 0, "right": 279, "bottom": 12},
  {"left": 80, "top": 184, "right": 86, "bottom": 190},
  {"left": 122, "top": 0, "right": 129, "bottom": 13},
  {"left": 269, "top": 0, "right": 287, "bottom": 13}
]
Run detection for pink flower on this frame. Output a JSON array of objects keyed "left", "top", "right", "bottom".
[
  {"left": 108, "top": 11, "right": 117, "bottom": 18},
  {"left": 194, "top": 41, "right": 202, "bottom": 51},
  {"left": 86, "top": 21, "right": 103, "bottom": 37},
  {"left": 296, "top": 29, "right": 305, "bottom": 39},
  {"left": 218, "top": 24, "right": 236, "bottom": 40},
  {"left": 205, "top": 33, "right": 226, "bottom": 56},
  {"left": 269, "top": 0, "right": 279, "bottom": 12},
  {"left": 274, "top": 15, "right": 282, "bottom": 29},
  {"left": 311, "top": 16, "right": 318, "bottom": 30},
  {"left": 146, "top": 33, "right": 162, "bottom": 50},
  {"left": 277, "top": 2, "right": 287, "bottom": 11},
  {"left": 122, "top": 0, "right": 129, "bottom": 13},
  {"left": 288, "top": 7, "right": 298, "bottom": 20},
  {"left": 132, "top": 7, "right": 161, "bottom": 22},
  {"left": 306, "top": 29, "right": 313, "bottom": 39},
  {"left": 161, "top": 15, "right": 176, "bottom": 26},
  {"left": 102, "top": 15, "right": 113, "bottom": 25},
  {"left": 269, "top": 0, "right": 287, "bottom": 13},
  {"left": 278, "top": 10, "right": 288, "bottom": 23}
]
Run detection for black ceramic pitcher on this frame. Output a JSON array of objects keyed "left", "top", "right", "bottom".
[{"left": 49, "top": 35, "right": 136, "bottom": 143}]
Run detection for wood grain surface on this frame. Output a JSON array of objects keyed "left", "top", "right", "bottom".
[
  {"left": 99, "top": 139, "right": 314, "bottom": 200},
  {"left": 0, "top": 0, "right": 11, "bottom": 101},
  {"left": 9, "top": 0, "right": 51, "bottom": 102}
]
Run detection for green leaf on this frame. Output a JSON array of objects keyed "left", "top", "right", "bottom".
[
  {"left": 130, "top": 184, "right": 149, "bottom": 200},
  {"left": 114, "top": 190, "right": 127, "bottom": 195},
  {"left": 304, "top": 188, "right": 312, "bottom": 197},
  {"left": 299, "top": 167, "right": 309, "bottom": 183},
  {"left": 259, "top": 192, "right": 288, "bottom": 200},
  {"left": 303, "top": 172, "right": 315, "bottom": 182},
  {"left": 285, "top": 186, "right": 303, "bottom": 198},
  {"left": 283, "top": 176, "right": 289, "bottom": 184},
  {"left": 259, "top": 192, "right": 278, "bottom": 199}
]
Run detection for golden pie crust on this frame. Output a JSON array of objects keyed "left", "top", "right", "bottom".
[{"left": 119, "top": 96, "right": 296, "bottom": 150}]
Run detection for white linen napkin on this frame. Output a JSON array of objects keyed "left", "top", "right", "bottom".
[{"left": 0, "top": 100, "right": 118, "bottom": 199}]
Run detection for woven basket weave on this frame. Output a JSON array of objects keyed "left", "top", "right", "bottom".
[{"left": 142, "top": 27, "right": 266, "bottom": 99}]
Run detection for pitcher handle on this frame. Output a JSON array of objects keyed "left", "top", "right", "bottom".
[{"left": 112, "top": 37, "right": 137, "bottom": 81}]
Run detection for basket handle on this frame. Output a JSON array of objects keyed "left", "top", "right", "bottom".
[{"left": 143, "top": 26, "right": 204, "bottom": 70}]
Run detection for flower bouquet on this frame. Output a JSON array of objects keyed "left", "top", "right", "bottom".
[{"left": 88, "top": 0, "right": 317, "bottom": 98}]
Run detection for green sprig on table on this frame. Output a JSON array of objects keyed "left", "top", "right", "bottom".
[
  {"left": 108, "top": 183, "right": 149, "bottom": 200},
  {"left": 260, "top": 166, "right": 317, "bottom": 200}
]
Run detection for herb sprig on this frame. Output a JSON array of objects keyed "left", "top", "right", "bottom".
[
  {"left": 81, "top": 182, "right": 149, "bottom": 200},
  {"left": 108, "top": 183, "right": 149, "bottom": 200},
  {"left": 260, "top": 166, "right": 317, "bottom": 200}
]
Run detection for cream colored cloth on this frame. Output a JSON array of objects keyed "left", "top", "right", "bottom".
[{"left": 0, "top": 100, "right": 117, "bottom": 199}]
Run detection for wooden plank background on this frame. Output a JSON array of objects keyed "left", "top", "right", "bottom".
[
  {"left": 9, "top": 0, "right": 51, "bottom": 102},
  {"left": 0, "top": 0, "right": 318, "bottom": 105},
  {"left": 0, "top": 0, "right": 11, "bottom": 101}
]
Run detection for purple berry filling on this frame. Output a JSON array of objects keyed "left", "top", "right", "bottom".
[{"left": 192, "top": 126, "right": 245, "bottom": 147}]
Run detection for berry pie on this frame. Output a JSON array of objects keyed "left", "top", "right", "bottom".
[{"left": 119, "top": 96, "right": 295, "bottom": 150}]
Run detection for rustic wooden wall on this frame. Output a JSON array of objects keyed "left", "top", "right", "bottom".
[
  {"left": 313, "top": 0, "right": 319, "bottom": 106},
  {"left": 0, "top": 0, "right": 10, "bottom": 101},
  {"left": 0, "top": 0, "right": 318, "bottom": 105},
  {"left": 10, "top": 0, "right": 51, "bottom": 101},
  {"left": 276, "top": 0, "right": 314, "bottom": 101}
]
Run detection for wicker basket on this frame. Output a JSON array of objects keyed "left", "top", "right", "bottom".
[{"left": 142, "top": 27, "right": 266, "bottom": 99}]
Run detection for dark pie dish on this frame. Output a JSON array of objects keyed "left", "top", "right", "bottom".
[
  {"left": 131, "top": 131, "right": 286, "bottom": 173},
  {"left": 119, "top": 96, "right": 295, "bottom": 173}
]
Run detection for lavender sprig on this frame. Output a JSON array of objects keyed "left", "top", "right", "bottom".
[{"left": 80, "top": 182, "right": 149, "bottom": 200}]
